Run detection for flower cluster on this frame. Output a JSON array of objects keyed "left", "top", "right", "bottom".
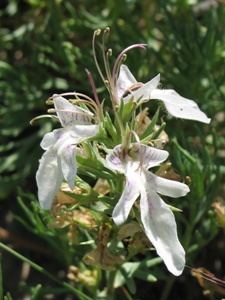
[{"left": 33, "top": 28, "right": 210, "bottom": 276}]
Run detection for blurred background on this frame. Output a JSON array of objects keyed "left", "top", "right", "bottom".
[{"left": 1, "top": 0, "right": 225, "bottom": 299}]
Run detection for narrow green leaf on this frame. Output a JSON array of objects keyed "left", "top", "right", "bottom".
[
  {"left": 0, "top": 253, "right": 3, "bottom": 300},
  {"left": 140, "top": 107, "right": 160, "bottom": 140},
  {"left": 0, "top": 243, "right": 92, "bottom": 300},
  {"left": 4, "top": 294, "right": 13, "bottom": 300},
  {"left": 30, "top": 284, "right": 42, "bottom": 300},
  {"left": 119, "top": 267, "right": 136, "bottom": 295},
  {"left": 134, "top": 270, "right": 157, "bottom": 282}
]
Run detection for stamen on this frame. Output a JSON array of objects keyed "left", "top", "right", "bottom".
[
  {"left": 73, "top": 98, "right": 100, "bottom": 119},
  {"left": 104, "top": 80, "right": 110, "bottom": 88},
  {"left": 121, "top": 131, "right": 142, "bottom": 173},
  {"left": 130, "top": 132, "right": 143, "bottom": 173},
  {"left": 122, "top": 53, "right": 127, "bottom": 61},
  {"left": 105, "top": 49, "right": 113, "bottom": 84},
  {"left": 112, "top": 43, "right": 147, "bottom": 87},
  {"left": 186, "top": 265, "right": 225, "bottom": 289},
  {"left": 49, "top": 92, "right": 93, "bottom": 102},
  {"left": 107, "top": 49, "right": 112, "bottom": 56},
  {"left": 104, "top": 27, "right": 110, "bottom": 34},
  {"left": 95, "top": 29, "right": 101, "bottom": 36},
  {"left": 122, "top": 83, "right": 143, "bottom": 98},
  {"left": 47, "top": 109, "right": 56, "bottom": 113},
  {"left": 92, "top": 29, "right": 105, "bottom": 83},
  {"left": 85, "top": 68, "right": 102, "bottom": 119},
  {"left": 102, "top": 29, "right": 113, "bottom": 89},
  {"left": 130, "top": 100, "right": 138, "bottom": 131},
  {"left": 48, "top": 93, "right": 99, "bottom": 118},
  {"left": 30, "top": 115, "right": 59, "bottom": 125}
]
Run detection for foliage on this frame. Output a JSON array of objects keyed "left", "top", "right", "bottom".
[{"left": 1, "top": 0, "right": 225, "bottom": 300}]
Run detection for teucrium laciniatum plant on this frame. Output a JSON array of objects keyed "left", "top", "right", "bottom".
[{"left": 32, "top": 27, "right": 210, "bottom": 283}]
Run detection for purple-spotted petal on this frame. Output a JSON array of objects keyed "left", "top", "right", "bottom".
[
  {"left": 106, "top": 145, "right": 124, "bottom": 173},
  {"left": 53, "top": 95, "right": 94, "bottom": 127},
  {"left": 112, "top": 172, "right": 141, "bottom": 225},
  {"left": 140, "top": 187, "right": 185, "bottom": 276},
  {"left": 106, "top": 144, "right": 169, "bottom": 173},
  {"left": 138, "top": 145, "right": 169, "bottom": 169},
  {"left": 59, "top": 144, "right": 76, "bottom": 191},
  {"left": 151, "top": 89, "right": 211, "bottom": 123}
]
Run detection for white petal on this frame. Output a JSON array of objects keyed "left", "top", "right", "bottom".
[
  {"left": 123, "top": 74, "right": 160, "bottom": 104},
  {"left": 140, "top": 187, "right": 185, "bottom": 276},
  {"left": 151, "top": 89, "right": 211, "bottom": 123},
  {"left": 147, "top": 172, "right": 190, "bottom": 197},
  {"left": 43, "top": 128, "right": 82, "bottom": 153},
  {"left": 59, "top": 144, "right": 77, "bottom": 190},
  {"left": 40, "top": 130, "right": 59, "bottom": 150},
  {"left": 112, "top": 172, "right": 140, "bottom": 225},
  {"left": 53, "top": 95, "right": 94, "bottom": 127},
  {"left": 36, "top": 149, "right": 63, "bottom": 210},
  {"left": 69, "top": 124, "right": 99, "bottom": 139},
  {"left": 117, "top": 65, "right": 137, "bottom": 100}
]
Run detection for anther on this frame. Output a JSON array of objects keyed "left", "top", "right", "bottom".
[
  {"left": 104, "top": 27, "right": 110, "bottom": 34},
  {"left": 122, "top": 54, "right": 127, "bottom": 61},
  {"left": 95, "top": 29, "right": 101, "bottom": 36},
  {"left": 48, "top": 109, "right": 56, "bottom": 113},
  {"left": 104, "top": 80, "right": 110, "bottom": 87},
  {"left": 107, "top": 49, "right": 112, "bottom": 56}
]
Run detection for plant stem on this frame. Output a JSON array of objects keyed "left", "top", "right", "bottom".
[
  {"left": 0, "top": 253, "right": 3, "bottom": 300},
  {"left": 121, "top": 286, "right": 134, "bottom": 300},
  {"left": 107, "top": 270, "right": 116, "bottom": 299},
  {"left": 159, "top": 275, "right": 176, "bottom": 300}
]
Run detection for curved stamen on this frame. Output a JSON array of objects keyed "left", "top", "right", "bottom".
[
  {"left": 123, "top": 131, "right": 143, "bottom": 174},
  {"left": 30, "top": 115, "right": 59, "bottom": 125},
  {"left": 92, "top": 29, "right": 106, "bottom": 83},
  {"left": 49, "top": 92, "right": 94, "bottom": 103},
  {"left": 112, "top": 43, "right": 147, "bottom": 87},
  {"left": 85, "top": 68, "right": 102, "bottom": 120},
  {"left": 48, "top": 93, "right": 99, "bottom": 118},
  {"left": 102, "top": 28, "right": 112, "bottom": 89},
  {"left": 70, "top": 98, "right": 99, "bottom": 118}
]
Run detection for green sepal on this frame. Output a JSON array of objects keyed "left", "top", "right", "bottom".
[
  {"left": 151, "top": 121, "right": 166, "bottom": 140},
  {"left": 76, "top": 155, "right": 117, "bottom": 180},
  {"left": 104, "top": 111, "right": 120, "bottom": 145},
  {"left": 167, "top": 204, "right": 183, "bottom": 212},
  {"left": 140, "top": 107, "right": 160, "bottom": 141},
  {"left": 119, "top": 99, "right": 134, "bottom": 124}
]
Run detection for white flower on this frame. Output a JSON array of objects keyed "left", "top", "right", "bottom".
[
  {"left": 117, "top": 64, "right": 210, "bottom": 123},
  {"left": 36, "top": 95, "right": 99, "bottom": 210},
  {"left": 106, "top": 143, "right": 190, "bottom": 276}
]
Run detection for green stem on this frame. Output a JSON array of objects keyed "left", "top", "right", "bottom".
[
  {"left": 121, "top": 286, "right": 134, "bottom": 300},
  {"left": 107, "top": 270, "right": 117, "bottom": 299},
  {"left": 159, "top": 275, "right": 176, "bottom": 300},
  {"left": 0, "top": 242, "right": 91, "bottom": 300}
]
